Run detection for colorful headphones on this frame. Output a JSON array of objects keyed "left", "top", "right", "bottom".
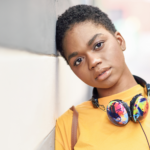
[{"left": 92, "top": 75, "right": 150, "bottom": 126}]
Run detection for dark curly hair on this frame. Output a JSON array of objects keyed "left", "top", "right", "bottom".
[{"left": 56, "top": 5, "right": 117, "bottom": 63}]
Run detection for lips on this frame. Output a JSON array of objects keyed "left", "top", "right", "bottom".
[{"left": 95, "top": 67, "right": 111, "bottom": 80}]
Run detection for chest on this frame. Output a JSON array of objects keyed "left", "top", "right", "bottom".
[{"left": 74, "top": 112, "right": 150, "bottom": 150}]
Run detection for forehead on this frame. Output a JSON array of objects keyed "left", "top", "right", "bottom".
[{"left": 63, "top": 22, "right": 112, "bottom": 57}]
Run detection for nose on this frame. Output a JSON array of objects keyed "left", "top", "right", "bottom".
[{"left": 87, "top": 53, "right": 102, "bottom": 70}]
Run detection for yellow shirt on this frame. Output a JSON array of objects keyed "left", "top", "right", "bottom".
[{"left": 55, "top": 84, "right": 150, "bottom": 150}]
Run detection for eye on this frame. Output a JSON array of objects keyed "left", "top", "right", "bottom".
[
  {"left": 94, "top": 42, "right": 104, "bottom": 50},
  {"left": 74, "top": 57, "right": 83, "bottom": 66}
]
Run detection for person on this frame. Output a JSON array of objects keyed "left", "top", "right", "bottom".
[{"left": 55, "top": 5, "right": 150, "bottom": 150}]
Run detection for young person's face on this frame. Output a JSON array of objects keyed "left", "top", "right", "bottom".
[{"left": 63, "top": 21, "right": 126, "bottom": 89}]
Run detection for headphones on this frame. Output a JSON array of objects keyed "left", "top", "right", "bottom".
[{"left": 92, "top": 75, "right": 150, "bottom": 126}]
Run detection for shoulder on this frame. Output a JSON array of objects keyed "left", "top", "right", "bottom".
[
  {"left": 56, "top": 100, "right": 93, "bottom": 127},
  {"left": 57, "top": 100, "right": 93, "bottom": 125},
  {"left": 55, "top": 100, "right": 95, "bottom": 149},
  {"left": 56, "top": 109, "right": 73, "bottom": 128},
  {"left": 55, "top": 109, "right": 73, "bottom": 147}
]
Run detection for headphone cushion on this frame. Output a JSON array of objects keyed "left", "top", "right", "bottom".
[
  {"left": 107, "top": 100, "right": 130, "bottom": 126},
  {"left": 130, "top": 94, "right": 141, "bottom": 114},
  {"left": 122, "top": 101, "right": 132, "bottom": 118}
]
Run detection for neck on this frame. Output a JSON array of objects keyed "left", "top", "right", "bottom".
[{"left": 96, "top": 66, "right": 137, "bottom": 98}]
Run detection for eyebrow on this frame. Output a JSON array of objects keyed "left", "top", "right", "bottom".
[
  {"left": 67, "top": 33, "right": 103, "bottom": 62},
  {"left": 88, "top": 33, "right": 103, "bottom": 46},
  {"left": 68, "top": 52, "right": 78, "bottom": 63}
]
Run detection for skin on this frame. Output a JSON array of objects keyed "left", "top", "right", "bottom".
[{"left": 63, "top": 21, "right": 137, "bottom": 98}]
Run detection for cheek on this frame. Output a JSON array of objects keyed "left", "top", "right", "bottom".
[
  {"left": 72, "top": 67, "right": 91, "bottom": 84},
  {"left": 112, "top": 52, "right": 124, "bottom": 67},
  {"left": 106, "top": 43, "right": 125, "bottom": 68},
  {"left": 73, "top": 68, "right": 86, "bottom": 80}
]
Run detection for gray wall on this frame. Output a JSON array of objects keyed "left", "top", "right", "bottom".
[
  {"left": 0, "top": 0, "right": 56, "bottom": 54},
  {"left": 0, "top": 0, "right": 94, "bottom": 54}
]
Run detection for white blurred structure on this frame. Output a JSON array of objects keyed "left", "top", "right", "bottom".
[{"left": 0, "top": 48, "right": 57, "bottom": 150}]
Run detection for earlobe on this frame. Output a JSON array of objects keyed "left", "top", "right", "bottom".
[
  {"left": 115, "top": 31, "right": 126, "bottom": 51},
  {"left": 121, "top": 46, "right": 126, "bottom": 51}
]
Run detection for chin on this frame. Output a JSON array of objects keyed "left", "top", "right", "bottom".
[
  {"left": 95, "top": 77, "right": 117, "bottom": 89},
  {"left": 96, "top": 83, "right": 115, "bottom": 89}
]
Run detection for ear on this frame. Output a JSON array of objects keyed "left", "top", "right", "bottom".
[{"left": 114, "top": 31, "right": 126, "bottom": 51}]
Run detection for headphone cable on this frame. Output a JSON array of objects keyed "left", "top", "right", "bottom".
[
  {"left": 137, "top": 119, "right": 150, "bottom": 149},
  {"left": 98, "top": 105, "right": 106, "bottom": 112}
]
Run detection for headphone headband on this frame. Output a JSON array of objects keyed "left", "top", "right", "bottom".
[{"left": 92, "top": 75, "right": 150, "bottom": 98}]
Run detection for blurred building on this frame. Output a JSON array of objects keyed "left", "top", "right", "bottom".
[{"left": 94, "top": 0, "right": 150, "bottom": 82}]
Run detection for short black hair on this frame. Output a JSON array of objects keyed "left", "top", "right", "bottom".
[{"left": 56, "top": 5, "right": 117, "bottom": 62}]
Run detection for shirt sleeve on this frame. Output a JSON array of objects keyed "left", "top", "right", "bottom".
[
  {"left": 55, "top": 120, "right": 65, "bottom": 150},
  {"left": 55, "top": 139, "right": 65, "bottom": 150},
  {"left": 55, "top": 110, "right": 73, "bottom": 150}
]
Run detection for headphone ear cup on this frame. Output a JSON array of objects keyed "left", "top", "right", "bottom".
[
  {"left": 130, "top": 94, "right": 149, "bottom": 122},
  {"left": 107, "top": 100, "right": 130, "bottom": 126}
]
